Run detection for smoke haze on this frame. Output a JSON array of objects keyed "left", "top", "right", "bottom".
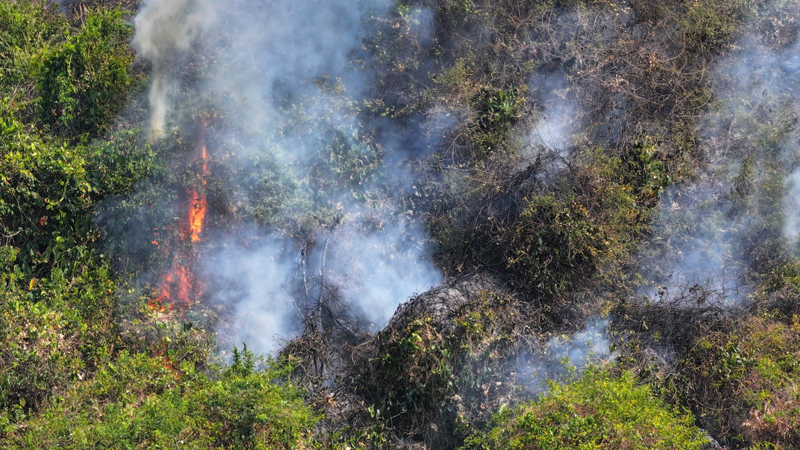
[
  {"left": 132, "top": 0, "right": 215, "bottom": 141},
  {"left": 131, "top": 0, "right": 443, "bottom": 355},
  {"left": 519, "top": 319, "right": 614, "bottom": 393},
  {"left": 635, "top": 30, "right": 800, "bottom": 307}
]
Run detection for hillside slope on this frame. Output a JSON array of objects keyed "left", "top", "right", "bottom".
[{"left": 2, "top": 0, "right": 800, "bottom": 448}]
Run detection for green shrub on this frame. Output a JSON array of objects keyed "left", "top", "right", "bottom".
[
  {"left": 39, "top": 8, "right": 133, "bottom": 137},
  {"left": 674, "top": 317, "right": 800, "bottom": 448},
  {"left": 356, "top": 292, "right": 524, "bottom": 446},
  {"left": 0, "top": 104, "right": 157, "bottom": 276},
  {"left": 462, "top": 367, "right": 709, "bottom": 450},
  {"left": 0, "top": 0, "right": 66, "bottom": 98},
  {"left": 0, "top": 245, "right": 117, "bottom": 427},
  {"left": 4, "top": 349, "right": 320, "bottom": 449},
  {"left": 0, "top": 103, "right": 94, "bottom": 275},
  {"left": 0, "top": 103, "right": 157, "bottom": 428},
  {"left": 683, "top": 0, "right": 754, "bottom": 54},
  {"left": 0, "top": 261, "right": 85, "bottom": 422},
  {"left": 370, "top": 318, "right": 453, "bottom": 430},
  {"left": 506, "top": 194, "right": 606, "bottom": 295},
  {"left": 468, "top": 86, "right": 524, "bottom": 156},
  {"left": 86, "top": 129, "right": 161, "bottom": 195}
]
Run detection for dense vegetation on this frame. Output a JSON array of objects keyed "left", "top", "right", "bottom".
[
  {"left": 462, "top": 368, "right": 709, "bottom": 450},
  {"left": 1, "top": 0, "right": 800, "bottom": 448}
]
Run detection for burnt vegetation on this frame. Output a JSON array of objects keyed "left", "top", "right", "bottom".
[{"left": 3, "top": 0, "right": 800, "bottom": 449}]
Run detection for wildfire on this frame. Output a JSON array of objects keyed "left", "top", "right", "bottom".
[
  {"left": 153, "top": 264, "right": 193, "bottom": 309},
  {"left": 150, "top": 136, "right": 210, "bottom": 311},
  {"left": 187, "top": 146, "right": 209, "bottom": 243}
]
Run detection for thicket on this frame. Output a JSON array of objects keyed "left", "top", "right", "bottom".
[
  {"left": 4, "top": 0, "right": 800, "bottom": 448},
  {"left": 349, "top": 0, "right": 800, "bottom": 447},
  {"left": 38, "top": 8, "right": 134, "bottom": 137},
  {"left": 0, "top": 3, "right": 321, "bottom": 447},
  {"left": 462, "top": 368, "right": 709, "bottom": 450},
  {"left": 3, "top": 348, "right": 319, "bottom": 449},
  {"left": 674, "top": 316, "right": 800, "bottom": 448},
  {"left": 353, "top": 288, "right": 530, "bottom": 447}
]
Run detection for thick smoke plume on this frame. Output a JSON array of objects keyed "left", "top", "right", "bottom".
[
  {"left": 132, "top": 0, "right": 214, "bottom": 141},
  {"left": 131, "top": 0, "right": 443, "bottom": 355}
]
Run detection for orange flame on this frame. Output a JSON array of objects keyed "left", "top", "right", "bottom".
[
  {"left": 188, "top": 189, "right": 207, "bottom": 242},
  {"left": 151, "top": 141, "right": 210, "bottom": 311},
  {"left": 153, "top": 264, "right": 193, "bottom": 308},
  {"left": 187, "top": 146, "right": 209, "bottom": 243}
]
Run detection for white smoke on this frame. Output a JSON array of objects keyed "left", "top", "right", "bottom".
[
  {"left": 323, "top": 215, "right": 443, "bottom": 328},
  {"left": 637, "top": 183, "right": 753, "bottom": 306},
  {"left": 527, "top": 71, "right": 577, "bottom": 154},
  {"left": 636, "top": 31, "right": 800, "bottom": 307},
  {"left": 204, "top": 236, "right": 299, "bottom": 355},
  {"left": 132, "top": 0, "right": 216, "bottom": 141},
  {"left": 785, "top": 171, "right": 800, "bottom": 245},
  {"left": 519, "top": 319, "right": 614, "bottom": 393},
  {"left": 520, "top": 61, "right": 580, "bottom": 179},
  {"left": 132, "top": 0, "right": 444, "bottom": 355}
]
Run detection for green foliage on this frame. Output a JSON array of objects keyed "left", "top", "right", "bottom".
[
  {"left": 310, "top": 125, "right": 383, "bottom": 204},
  {"left": 462, "top": 367, "right": 708, "bottom": 450},
  {"left": 0, "top": 104, "right": 157, "bottom": 277},
  {"left": 757, "top": 260, "right": 800, "bottom": 320},
  {"left": 0, "top": 4, "right": 154, "bottom": 424},
  {"left": 87, "top": 129, "right": 161, "bottom": 195},
  {"left": 683, "top": 0, "right": 755, "bottom": 54},
  {"left": 0, "top": 103, "right": 95, "bottom": 277},
  {"left": 0, "top": 0, "right": 66, "bottom": 96},
  {"left": 429, "top": 141, "right": 667, "bottom": 303},
  {"left": 357, "top": 292, "right": 525, "bottom": 446},
  {"left": 2, "top": 1, "right": 799, "bottom": 449},
  {"left": 615, "top": 140, "right": 670, "bottom": 207},
  {"left": 0, "top": 260, "right": 84, "bottom": 423},
  {"left": 372, "top": 318, "right": 453, "bottom": 429},
  {"left": 39, "top": 8, "right": 134, "bottom": 137},
  {"left": 469, "top": 86, "right": 523, "bottom": 156},
  {"left": 506, "top": 194, "right": 605, "bottom": 296},
  {"left": 0, "top": 245, "right": 118, "bottom": 428},
  {"left": 672, "top": 317, "right": 800, "bottom": 448},
  {"left": 4, "top": 350, "right": 320, "bottom": 449}
]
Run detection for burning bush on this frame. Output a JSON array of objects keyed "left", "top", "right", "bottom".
[{"left": 5, "top": 0, "right": 800, "bottom": 448}]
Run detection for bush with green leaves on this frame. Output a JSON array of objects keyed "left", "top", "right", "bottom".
[
  {"left": 0, "top": 244, "right": 117, "bottom": 430},
  {"left": 368, "top": 317, "right": 454, "bottom": 431},
  {"left": 462, "top": 367, "right": 709, "bottom": 450},
  {"left": 683, "top": 0, "right": 755, "bottom": 54},
  {"left": 672, "top": 316, "right": 800, "bottom": 448},
  {"left": 0, "top": 106, "right": 94, "bottom": 275},
  {"left": 354, "top": 290, "right": 528, "bottom": 447},
  {"left": 0, "top": 56, "right": 156, "bottom": 430},
  {"left": 4, "top": 348, "right": 320, "bottom": 449},
  {"left": 38, "top": 8, "right": 134, "bottom": 137},
  {"left": 0, "top": 103, "right": 158, "bottom": 277},
  {"left": 505, "top": 194, "right": 606, "bottom": 296},
  {"left": 0, "top": 0, "right": 66, "bottom": 97}
]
